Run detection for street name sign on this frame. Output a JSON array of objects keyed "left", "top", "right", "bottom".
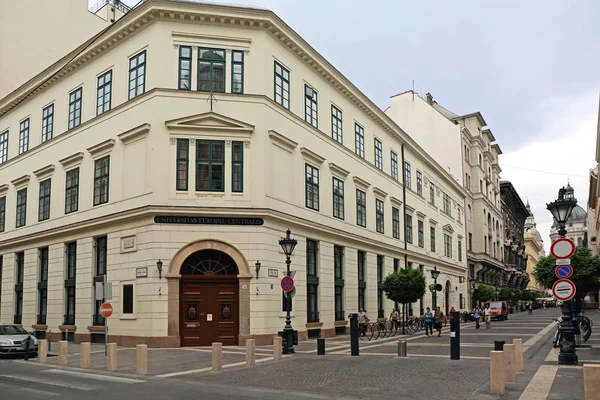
[
  {"left": 555, "top": 265, "right": 573, "bottom": 279},
  {"left": 555, "top": 259, "right": 571, "bottom": 266},
  {"left": 550, "top": 238, "right": 576, "bottom": 259},
  {"left": 552, "top": 279, "right": 576, "bottom": 302}
]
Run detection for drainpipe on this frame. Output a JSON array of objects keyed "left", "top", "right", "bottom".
[{"left": 401, "top": 143, "right": 407, "bottom": 267}]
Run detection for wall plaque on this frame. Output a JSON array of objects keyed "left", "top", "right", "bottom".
[
  {"left": 154, "top": 216, "right": 264, "bottom": 225},
  {"left": 268, "top": 269, "right": 278, "bottom": 277},
  {"left": 136, "top": 267, "right": 148, "bottom": 278}
]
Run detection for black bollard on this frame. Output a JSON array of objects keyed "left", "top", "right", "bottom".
[
  {"left": 450, "top": 311, "right": 460, "bottom": 360},
  {"left": 317, "top": 338, "right": 325, "bottom": 355},
  {"left": 494, "top": 340, "right": 505, "bottom": 351},
  {"left": 350, "top": 313, "right": 359, "bottom": 356}
]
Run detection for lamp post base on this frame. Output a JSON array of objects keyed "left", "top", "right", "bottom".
[
  {"left": 282, "top": 329, "right": 295, "bottom": 354},
  {"left": 558, "top": 301, "right": 578, "bottom": 366}
]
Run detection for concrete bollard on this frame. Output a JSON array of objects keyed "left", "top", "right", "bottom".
[
  {"left": 513, "top": 338, "right": 524, "bottom": 373},
  {"left": 503, "top": 344, "right": 516, "bottom": 383},
  {"left": 107, "top": 343, "right": 118, "bottom": 372},
  {"left": 273, "top": 336, "right": 282, "bottom": 361},
  {"left": 80, "top": 342, "right": 91, "bottom": 369},
  {"left": 490, "top": 351, "right": 505, "bottom": 396},
  {"left": 246, "top": 339, "right": 256, "bottom": 366},
  {"left": 212, "top": 342, "right": 222, "bottom": 372},
  {"left": 58, "top": 341, "right": 68, "bottom": 366},
  {"left": 136, "top": 345, "right": 148, "bottom": 375},
  {"left": 38, "top": 339, "right": 48, "bottom": 364},
  {"left": 584, "top": 364, "right": 600, "bottom": 400}
]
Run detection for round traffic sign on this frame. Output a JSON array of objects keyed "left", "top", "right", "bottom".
[
  {"left": 552, "top": 279, "right": 576, "bottom": 302},
  {"left": 555, "top": 265, "right": 573, "bottom": 279},
  {"left": 550, "top": 238, "right": 576, "bottom": 259},
  {"left": 281, "top": 276, "right": 294, "bottom": 292},
  {"left": 100, "top": 302, "right": 113, "bottom": 318}
]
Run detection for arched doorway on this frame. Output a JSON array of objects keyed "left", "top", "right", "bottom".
[
  {"left": 179, "top": 249, "right": 239, "bottom": 346},
  {"left": 445, "top": 280, "right": 451, "bottom": 316}
]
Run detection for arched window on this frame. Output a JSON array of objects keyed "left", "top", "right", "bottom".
[{"left": 577, "top": 237, "right": 583, "bottom": 247}]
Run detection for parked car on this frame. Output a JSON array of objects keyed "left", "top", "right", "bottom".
[
  {"left": 488, "top": 301, "right": 509, "bottom": 321},
  {"left": 0, "top": 324, "right": 38, "bottom": 357}
]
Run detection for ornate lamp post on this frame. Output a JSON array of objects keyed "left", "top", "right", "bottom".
[
  {"left": 547, "top": 186, "right": 578, "bottom": 365},
  {"left": 279, "top": 229, "right": 297, "bottom": 354},
  {"left": 431, "top": 266, "right": 440, "bottom": 310}
]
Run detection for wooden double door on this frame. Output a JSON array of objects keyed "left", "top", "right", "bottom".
[{"left": 180, "top": 278, "right": 239, "bottom": 346}]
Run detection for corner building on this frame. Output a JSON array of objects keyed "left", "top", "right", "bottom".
[{"left": 0, "top": 0, "right": 466, "bottom": 347}]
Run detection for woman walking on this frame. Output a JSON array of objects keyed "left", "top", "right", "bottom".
[
  {"left": 424, "top": 307, "right": 433, "bottom": 337},
  {"left": 434, "top": 306, "right": 444, "bottom": 337},
  {"left": 484, "top": 303, "right": 492, "bottom": 329}
]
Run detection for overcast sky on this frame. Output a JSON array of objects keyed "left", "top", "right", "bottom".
[{"left": 103, "top": 0, "right": 599, "bottom": 251}]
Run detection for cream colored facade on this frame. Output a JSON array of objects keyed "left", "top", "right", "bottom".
[
  {"left": 0, "top": 0, "right": 467, "bottom": 346},
  {"left": 524, "top": 202, "right": 545, "bottom": 293}
]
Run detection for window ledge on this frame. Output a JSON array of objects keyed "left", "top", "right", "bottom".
[
  {"left": 120, "top": 315, "right": 137, "bottom": 321},
  {"left": 305, "top": 322, "right": 323, "bottom": 329}
]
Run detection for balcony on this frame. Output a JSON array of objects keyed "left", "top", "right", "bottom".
[
  {"left": 93, "top": 314, "right": 106, "bottom": 326},
  {"left": 63, "top": 314, "right": 75, "bottom": 326},
  {"left": 13, "top": 315, "right": 22, "bottom": 325},
  {"left": 37, "top": 314, "right": 47, "bottom": 325},
  {"left": 307, "top": 312, "right": 320, "bottom": 323}
]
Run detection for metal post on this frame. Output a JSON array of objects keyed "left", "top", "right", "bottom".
[
  {"left": 397, "top": 340, "right": 407, "bottom": 357},
  {"left": 48, "top": 329, "right": 51, "bottom": 352},
  {"left": 317, "top": 338, "right": 325, "bottom": 355},
  {"left": 557, "top": 223, "right": 577, "bottom": 365},
  {"left": 432, "top": 278, "right": 437, "bottom": 310},
  {"left": 450, "top": 311, "right": 460, "bottom": 360},
  {"left": 282, "top": 255, "right": 295, "bottom": 355},
  {"left": 104, "top": 274, "right": 108, "bottom": 357},
  {"left": 349, "top": 313, "right": 359, "bottom": 356}
]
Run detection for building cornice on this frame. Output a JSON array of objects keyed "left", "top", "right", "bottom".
[
  {"left": 300, "top": 147, "right": 325, "bottom": 165},
  {"left": 11, "top": 175, "right": 30, "bottom": 189},
  {"left": 87, "top": 139, "right": 116, "bottom": 158},
  {"left": 328, "top": 163, "right": 349, "bottom": 179},
  {"left": 268, "top": 130, "right": 297, "bottom": 151},
  {"left": 118, "top": 123, "right": 151, "bottom": 144},
  {"left": 59, "top": 152, "right": 85, "bottom": 170},
  {"left": 373, "top": 187, "right": 388, "bottom": 199},
  {"left": 33, "top": 164, "right": 55, "bottom": 180},
  {"left": 353, "top": 176, "right": 370, "bottom": 191},
  {"left": 0, "top": 184, "right": 8, "bottom": 196}
]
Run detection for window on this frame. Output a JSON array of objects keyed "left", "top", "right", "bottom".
[
  {"left": 418, "top": 220, "right": 424, "bottom": 248},
  {"left": 392, "top": 207, "right": 400, "bottom": 239},
  {"left": 356, "top": 189, "right": 366, "bottom": 227},
  {"left": 355, "top": 123, "right": 364, "bottom": 158},
  {"left": 374, "top": 138, "right": 383, "bottom": 169},
  {"left": 232, "top": 141, "right": 244, "bottom": 192},
  {"left": 458, "top": 240, "right": 463, "bottom": 262},
  {"left": 65, "top": 242, "right": 77, "bottom": 325},
  {"left": 231, "top": 50, "right": 244, "bottom": 93},
  {"left": 274, "top": 61, "right": 290, "bottom": 109},
  {"left": 458, "top": 207, "right": 462, "bottom": 223},
  {"left": 334, "top": 246, "right": 344, "bottom": 321},
  {"left": 42, "top": 104, "right": 54, "bottom": 143},
  {"left": 68, "top": 87, "right": 82, "bottom": 129},
  {"left": 331, "top": 105, "right": 343, "bottom": 143},
  {"left": 178, "top": 46, "right": 192, "bottom": 90},
  {"left": 96, "top": 70, "right": 112, "bottom": 115},
  {"left": 0, "top": 131, "right": 7, "bottom": 164},
  {"left": 430, "top": 227, "right": 436, "bottom": 252},
  {"left": 93, "top": 156, "right": 110, "bottom": 206},
  {"left": 404, "top": 161, "right": 411, "bottom": 188},
  {"left": 306, "top": 240, "right": 319, "bottom": 323},
  {"left": 480, "top": 180, "right": 483, "bottom": 192},
  {"left": 357, "top": 250, "right": 366, "bottom": 310},
  {"left": 394, "top": 258, "right": 399, "bottom": 273},
  {"left": 65, "top": 168, "right": 79, "bottom": 214},
  {"left": 93, "top": 236, "right": 107, "bottom": 326},
  {"left": 14, "top": 252, "right": 24, "bottom": 324},
  {"left": 305, "top": 164, "right": 319, "bottom": 210},
  {"left": 416, "top": 171, "right": 423, "bottom": 196},
  {"left": 468, "top": 233, "right": 473, "bottom": 251},
  {"left": 376, "top": 199, "right": 384, "bottom": 234},
  {"left": 129, "top": 50, "right": 146, "bottom": 99},
  {"left": 391, "top": 151, "right": 398, "bottom": 181},
  {"left": 0, "top": 256, "right": 2, "bottom": 307},
  {"left": 19, "top": 118, "right": 29, "bottom": 154},
  {"left": 123, "top": 284, "right": 134, "bottom": 314},
  {"left": 176, "top": 139, "right": 189, "bottom": 191},
  {"left": 332, "top": 177, "right": 344, "bottom": 219},
  {"left": 304, "top": 85, "right": 318, "bottom": 127},
  {"left": 405, "top": 214, "right": 413, "bottom": 244},
  {"left": 429, "top": 182, "right": 435, "bottom": 205},
  {"left": 444, "top": 234, "right": 452, "bottom": 258},
  {"left": 443, "top": 193, "right": 452, "bottom": 216},
  {"left": 38, "top": 179, "right": 51, "bottom": 221},
  {"left": 38, "top": 247, "right": 48, "bottom": 324},
  {"left": 196, "top": 140, "right": 224, "bottom": 191},
  {"left": 16, "top": 188, "right": 27, "bottom": 228},
  {"left": 377, "top": 255, "right": 384, "bottom": 318},
  {"left": 577, "top": 237, "right": 583, "bottom": 247},
  {"left": 0, "top": 196, "right": 5, "bottom": 232}
]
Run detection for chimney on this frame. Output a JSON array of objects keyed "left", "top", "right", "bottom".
[{"left": 426, "top": 93, "right": 433, "bottom": 105}]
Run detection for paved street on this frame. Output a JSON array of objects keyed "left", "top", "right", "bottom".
[{"left": 2, "top": 308, "right": 599, "bottom": 399}]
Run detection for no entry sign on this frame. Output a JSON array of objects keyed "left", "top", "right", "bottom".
[
  {"left": 555, "top": 265, "right": 573, "bottom": 279},
  {"left": 552, "top": 279, "right": 576, "bottom": 302},
  {"left": 281, "top": 276, "right": 295, "bottom": 292},
  {"left": 100, "top": 302, "right": 113, "bottom": 318},
  {"left": 550, "top": 238, "right": 576, "bottom": 259}
]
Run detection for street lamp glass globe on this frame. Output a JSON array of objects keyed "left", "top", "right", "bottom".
[
  {"left": 279, "top": 229, "right": 298, "bottom": 256},
  {"left": 546, "top": 200, "right": 575, "bottom": 225},
  {"left": 431, "top": 266, "right": 440, "bottom": 280}
]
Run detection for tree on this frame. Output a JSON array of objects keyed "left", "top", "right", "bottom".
[
  {"left": 511, "top": 290, "right": 522, "bottom": 302},
  {"left": 522, "top": 290, "right": 535, "bottom": 302},
  {"left": 498, "top": 288, "right": 512, "bottom": 301},
  {"left": 534, "top": 246, "right": 600, "bottom": 301},
  {"left": 382, "top": 268, "right": 426, "bottom": 333},
  {"left": 473, "top": 284, "right": 496, "bottom": 303}
]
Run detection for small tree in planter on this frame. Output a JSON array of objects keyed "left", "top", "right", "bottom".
[{"left": 382, "top": 268, "right": 426, "bottom": 334}]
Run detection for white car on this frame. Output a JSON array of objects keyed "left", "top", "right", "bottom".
[{"left": 0, "top": 324, "right": 38, "bottom": 357}]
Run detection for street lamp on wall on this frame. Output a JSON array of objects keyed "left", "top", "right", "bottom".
[
  {"left": 278, "top": 229, "right": 298, "bottom": 355},
  {"left": 255, "top": 261, "right": 261, "bottom": 279},
  {"left": 156, "top": 259, "right": 163, "bottom": 279}
]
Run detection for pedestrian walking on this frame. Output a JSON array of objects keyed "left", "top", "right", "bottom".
[
  {"left": 528, "top": 303, "right": 533, "bottom": 314},
  {"left": 484, "top": 303, "right": 492, "bottom": 329},
  {"left": 390, "top": 308, "right": 400, "bottom": 329},
  {"left": 473, "top": 305, "right": 482, "bottom": 329},
  {"left": 434, "top": 306, "right": 444, "bottom": 337},
  {"left": 358, "top": 308, "right": 369, "bottom": 337},
  {"left": 424, "top": 307, "right": 433, "bottom": 337}
]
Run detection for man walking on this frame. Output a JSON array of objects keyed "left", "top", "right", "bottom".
[
  {"left": 358, "top": 308, "right": 369, "bottom": 337},
  {"left": 390, "top": 308, "right": 400, "bottom": 329},
  {"left": 424, "top": 307, "right": 433, "bottom": 337},
  {"left": 484, "top": 303, "right": 492, "bottom": 329}
]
